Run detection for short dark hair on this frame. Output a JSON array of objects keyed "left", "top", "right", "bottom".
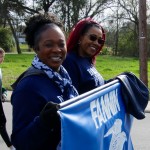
[{"left": 24, "top": 12, "right": 64, "bottom": 48}]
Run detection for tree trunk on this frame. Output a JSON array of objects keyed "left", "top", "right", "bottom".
[
  {"left": 139, "top": 0, "right": 148, "bottom": 86},
  {"left": 6, "top": 16, "right": 22, "bottom": 54}
]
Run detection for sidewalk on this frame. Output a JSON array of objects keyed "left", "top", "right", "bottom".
[
  {"left": 6, "top": 91, "right": 150, "bottom": 113},
  {"left": 145, "top": 101, "right": 150, "bottom": 113}
]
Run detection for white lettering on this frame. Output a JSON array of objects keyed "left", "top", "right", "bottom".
[
  {"left": 90, "top": 89, "right": 121, "bottom": 129},
  {"left": 90, "top": 100, "right": 99, "bottom": 129},
  {"left": 96, "top": 99, "right": 106, "bottom": 126}
]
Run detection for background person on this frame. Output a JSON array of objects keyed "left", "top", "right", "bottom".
[
  {"left": 63, "top": 18, "right": 106, "bottom": 95},
  {"left": 0, "top": 48, "right": 15, "bottom": 150},
  {"left": 0, "top": 48, "right": 7, "bottom": 102},
  {"left": 11, "top": 13, "right": 78, "bottom": 150}
]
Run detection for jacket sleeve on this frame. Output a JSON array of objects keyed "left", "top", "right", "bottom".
[{"left": 11, "top": 77, "right": 60, "bottom": 150}]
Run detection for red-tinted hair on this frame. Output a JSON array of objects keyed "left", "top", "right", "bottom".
[{"left": 67, "top": 17, "right": 105, "bottom": 64}]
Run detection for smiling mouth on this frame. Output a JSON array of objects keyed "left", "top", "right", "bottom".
[
  {"left": 90, "top": 46, "right": 98, "bottom": 52},
  {"left": 51, "top": 56, "right": 62, "bottom": 61}
]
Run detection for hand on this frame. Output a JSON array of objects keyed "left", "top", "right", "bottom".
[
  {"left": 2, "top": 93, "right": 7, "bottom": 102},
  {"left": 40, "top": 102, "right": 60, "bottom": 129}
]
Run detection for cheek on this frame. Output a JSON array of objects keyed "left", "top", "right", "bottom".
[
  {"left": 36, "top": 49, "right": 47, "bottom": 60},
  {"left": 81, "top": 41, "right": 89, "bottom": 50},
  {"left": 60, "top": 45, "right": 67, "bottom": 57},
  {"left": 81, "top": 36, "right": 90, "bottom": 45},
  {"left": 63, "top": 48, "right": 67, "bottom": 55}
]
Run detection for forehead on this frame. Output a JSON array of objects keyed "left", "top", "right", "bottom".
[
  {"left": 87, "top": 26, "right": 102, "bottom": 35},
  {"left": 40, "top": 25, "right": 65, "bottom": 40}
]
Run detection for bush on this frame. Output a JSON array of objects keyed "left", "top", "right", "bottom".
[
  {"left": 0, "top": 27, "right": 15, "bottom": 52},
  {"left": 100, "top": 46, "right": 113, "bottom": 55}
]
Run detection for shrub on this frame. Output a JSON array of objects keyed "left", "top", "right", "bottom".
[
  {"left": 0, "top": 27, "right": 15, "bottom": 52},
  {"left": 100, "top": 46, "right": 113, "bottom": 55}
]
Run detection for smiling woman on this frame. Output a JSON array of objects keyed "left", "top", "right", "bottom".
[
  {"left": 11, "top": 12, "right": 78, "bottom": 150},
  {"left": 63, "top": 17, "right": 106, "bottom": 95},
  {"left": 33, "top": 24, "right": 66, "bottom": 72}
]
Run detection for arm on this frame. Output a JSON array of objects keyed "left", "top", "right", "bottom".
[{"left": 11, "top": 76, "right": 60, "bottom": 150}]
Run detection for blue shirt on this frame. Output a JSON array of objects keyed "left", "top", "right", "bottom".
[{"left": 63, "top": 52, "right": 105, "bottom": 95}]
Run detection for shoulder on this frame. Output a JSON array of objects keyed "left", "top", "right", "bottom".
[
  {"left": 63, "top": 52, "right": 81, "bottom": 67},
  {"left": 15, "top": 74, "right": 50, "bottom": 90},
  {"left": 11, "top": 75, "right": 64, "bottom": 104},
  {"left": 11, "top": 66, "right": 45, "bottom": 90},
  {"left": 11, "top": 75, "right": 55, "bottom": 98},
  {"left": 65, "top": 52, "right": 77, "bottom": 61}
]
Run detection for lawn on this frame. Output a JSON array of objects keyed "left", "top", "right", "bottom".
[
  {"left": 1, "top": 53, "right": 35, "bottom": 90},
  {"left": 96, "top": 55, "right": 141, "bottom": 79},
  {"left": 1, "top": 53, "right": 150, "bottom": 90}
]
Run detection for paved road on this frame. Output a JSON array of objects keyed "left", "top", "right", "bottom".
[
  {"left": 0, "top": 102, "right": 150, "bottom": 150},
  {"left": 131, "top": 113, "right": 150, "bottom": 150},
  {"left": 0, "top": 102, "right": 12, "bottom": 150}
]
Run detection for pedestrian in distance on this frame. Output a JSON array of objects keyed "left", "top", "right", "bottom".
[
  {"left": 11, "top": 12, "right": 78, "bottom": 150},
  {"left": 63, "top": 17, "right": 106, "bottom": 95},
  {"left": 0, "top": 48, "right": 7, "bottom": 102},
  {"left": 0, "top": 48, "right": 15, "bottom": 150}
]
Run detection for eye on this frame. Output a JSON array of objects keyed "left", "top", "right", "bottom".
[
  {"left": 44, "top": 43, "right": 53, "bottom": 48},
  {"left": 59, "top": 42, "right": 65, "bottom": 48}
]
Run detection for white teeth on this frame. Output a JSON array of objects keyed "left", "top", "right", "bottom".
[
  {"left": 90, "top": 46, "right": 96, "bottom": 50},
  {"left": 51, "top": 56, "right": 61, "bottom": 61}
]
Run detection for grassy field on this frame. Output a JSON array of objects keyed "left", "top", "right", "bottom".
[
  {"left": 96, "top": 55, "right": 141, "bottom": 79},
  {"left": 1, "top": 53, "right": 35, "bottom": 90},
  {"left": 1, "top": 53, "right": 150, "bottom": 90}
]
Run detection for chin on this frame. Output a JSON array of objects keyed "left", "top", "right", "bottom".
[{"left": 51, "top": 65, "right": 61, "bottom": 72}]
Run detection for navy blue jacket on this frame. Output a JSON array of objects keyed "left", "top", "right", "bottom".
[
  {"left": 11, "top": 72, "right": 71, "bottom": 150},
  {"left": 63, "top": 52, "right": 104, "bottom": 95}
]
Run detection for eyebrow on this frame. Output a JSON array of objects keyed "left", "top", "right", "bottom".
[
  {"left": 86, "top": 33, "right": 103, "bottom": 38},
  {"left": 44, "top": 39, "right": 66, "bottom": 42}
]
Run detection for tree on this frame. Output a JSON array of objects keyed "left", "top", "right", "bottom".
[
  {"left": 139, "top": 0, "right": 148, "bottom": 86},
  {"left": 0, "top": 0, "right": 38, "bottom": 54},
  {"left": 0, "top": 27, "right": 15, "bottom": 51},
  {"left": 49, "top": 0, "right": 112, "bottom": 33},
  {"left": 32, "top": 0, "right": 56, "bottom": 12}
]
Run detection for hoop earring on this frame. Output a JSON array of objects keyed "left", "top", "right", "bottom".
[{"left": 78, "top": 41, "right": 81, "bottom": 44}]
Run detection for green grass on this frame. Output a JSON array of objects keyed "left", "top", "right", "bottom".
[
  {"left": 96, "top": 55, "right": 141, "bottom": 79},
  {"left": 96, "top": 55, "right": 150, "bottom": 89},
  {"left": 1, "top": 53, "right": 35, "bottom": 90},
  {"left": 96, "top": 55, "right": 150, "bottom": 91},
  {"left": 1, "top": 54, "right": 150, "bottom": 90}
]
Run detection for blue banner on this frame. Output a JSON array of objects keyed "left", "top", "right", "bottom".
[{"left": 58, "top": 81, "right": 134, "bottom": 150}]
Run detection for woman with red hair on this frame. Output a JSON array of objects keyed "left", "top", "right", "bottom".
[{"left": 63, "top": 17, "right": 106, "bottom": 94}]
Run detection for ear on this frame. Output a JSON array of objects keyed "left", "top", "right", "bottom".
[
  {"left": 33, "top": 46, "right": 40, "bottom": 53},
  {"left": 79, "top": 35, "right": 84, "bottom": 44}
]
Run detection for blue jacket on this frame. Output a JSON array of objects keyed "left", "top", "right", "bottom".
[
  {"left": 63, "top": 52, "right": 105, "bottom": 95},
  {"left": 11, "top": 71, "right": 72, "bottom": 150}
]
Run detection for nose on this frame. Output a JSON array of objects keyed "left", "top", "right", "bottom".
[
  {"left": 52, "top": 45, "right": 62, "bottom": 52},
  {"left": 93, "top": 39, "right": 99, "bottom": 45}
]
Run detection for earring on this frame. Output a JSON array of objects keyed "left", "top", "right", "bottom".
[{"left": 78, "top": 41, "right": 81, "bottom": 44}]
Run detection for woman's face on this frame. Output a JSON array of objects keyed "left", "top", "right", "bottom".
[
  {"left": 36, "top": 25, "right": 67, "bottom": 72},
  {"left": 78, "top": 26, "right": 103, "bottom": 57}
]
